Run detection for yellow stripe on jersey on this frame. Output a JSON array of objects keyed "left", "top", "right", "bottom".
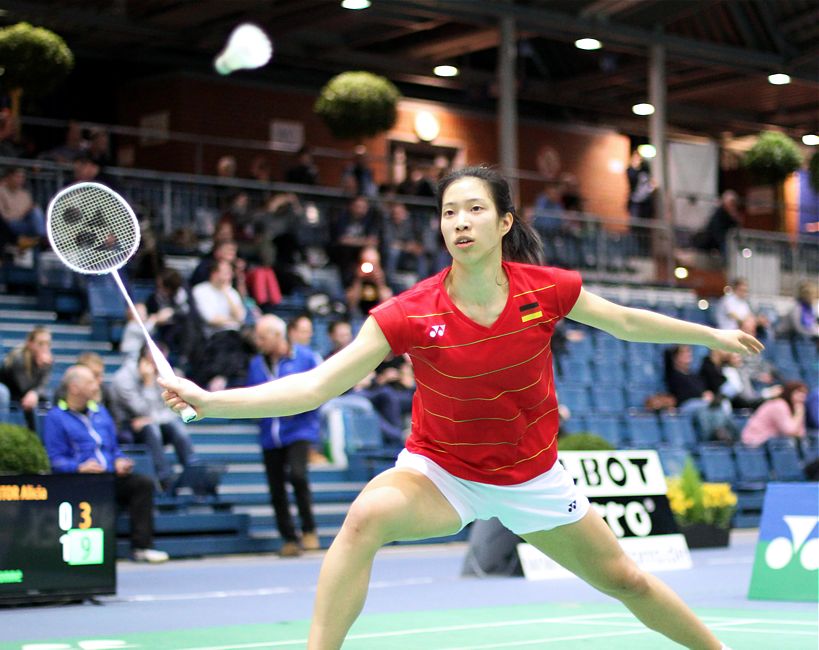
[
  {"left": 405, "top": 311, "right": 455, "bottom": 318},
  {"left": 424, "top": 394, "right": 552, "bottom": 426},
  {"left": 409, "top": 343, "right": 551, "bottom": 380},
  {"left": 485, "top": 436, "right": 559, "bottom": 472},
  {"left": 412, "top": 318, "right": 556, "bottom": 350},
  {"left": 521, "top": 310, "right": 543, "bottom": 323},
  {"left": 512, "top": 283, "right": 556, "bottom": 298},
  {"left": 414, "top": 369, "right": 548, "bottom": 402}
]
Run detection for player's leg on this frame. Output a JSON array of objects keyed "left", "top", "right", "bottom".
[
  {"left": 308, "top": 467, "right": 462, "bottom": 650},
  {"left": 522, "top": 508, "right": 723, "bottom": 650}
]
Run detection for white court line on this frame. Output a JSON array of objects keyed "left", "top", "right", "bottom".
[
  {"left": 436, "top": 627, "right": 654, "bottom": 649},
  {"left": 120, "top": 577, "right": 434, "bottom": 603}
]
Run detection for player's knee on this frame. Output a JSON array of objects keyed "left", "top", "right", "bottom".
[
  {"left": 595, "top": 563, "right": 650, "bottom": 600},
  {"left": 341, "top": 495, "right": 395, "bottom": 548}
]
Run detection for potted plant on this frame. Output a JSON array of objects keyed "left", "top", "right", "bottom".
[
  {"left": 558, "top": 432, "right": 615, "bottom": 451},
  {"left": 666, "top": 457, "right": 736, "bottom": 548},
  {"left": 743, "top": 130, "right": 803, "bottom": 228},
  {"left": 0, "top": 421, "right": 50, "bottom": 474},
  {"left": 314, "top": 71, "right": 400, "bottom": 141}
]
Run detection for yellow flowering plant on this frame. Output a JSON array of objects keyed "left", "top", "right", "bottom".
[{"left": 666, "top": 457, "right": 737, "bottom": 529}]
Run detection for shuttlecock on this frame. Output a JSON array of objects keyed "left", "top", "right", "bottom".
[{"left": 214, "top": 23, "right": 272, "bottom": 75}]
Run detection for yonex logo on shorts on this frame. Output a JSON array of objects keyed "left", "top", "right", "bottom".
[
  {"left": 568, "top": 500, "right": 577, "bottom": 512},
  {"left": 429, "top": 324, "right": 446, "bottom": 338}
]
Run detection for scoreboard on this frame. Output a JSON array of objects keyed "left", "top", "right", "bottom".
[{"left": 0, "top": 473, "right": 116, "bottom": 604}]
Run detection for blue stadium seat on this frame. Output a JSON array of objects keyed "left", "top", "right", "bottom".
[
  {"left": 697, "top": 445, "right": 737, "bottom": 483},
  {"left": 558, "top": 386, "right": 591, "bottom": 414},
  {"left": 733, "top": 444, "right": 771, "bottom": 486},
  {"left": 590, "top": 385, "right": 626, "bottom": 413},
  {"left": 625, "top": 414, "right": 662, "bottom": 449},
  {"left": 584, "top": 414, "right": 623, "bottom": 448},
  {"left": 659, "top": 413, "right": 698, "bottom": 449},
  {"left": 591, "top": 358, "right": 625, "bottom": 385},
  {"left": 624, "top": 383, "right": 656, "bottom": 410},
  {"left": 657, "top": 446, "right": 689, "bottom": 477},
  {"left": 767, "top": 439, "right": 804, "bottom": 481},
  {"left": 594, "top": 332, "right": 625, "bottom": 358},
  {"left": 563, "top": 359, "right": 593, "bottom": 385},
  {"left": 566, "top": 336, "right": 594, "bottom": 361},
  {"left": 626, "top": 361, "right": 661, "bottom": 387},
  {"left": 800, "top": 435, "right": 819, "bottom": 462}
]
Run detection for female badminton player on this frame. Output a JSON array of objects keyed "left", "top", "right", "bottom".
[{"left": 161, "top": 166, "right": 756, "bottom": 650}]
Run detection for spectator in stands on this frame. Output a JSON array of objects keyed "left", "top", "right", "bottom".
[
  {"left": 248, "top": 315, "right": 321, "bottom": 557},
  {"left": 0, "top": 167, "right": 46, "bottom": 239},
  {"left": 287, "top": 314, "right": 316, "bottom": 349},
  {"left": 693, "top": 190, "right": 742, "bottom": 257},
  {"left": 190, "top": 260, "right": 250, "bottom": 391},
  {"left": 109, "top": 344, "right": 196, "bottom": 492},
  {"left": 342, "top": 149, "right": 378, "bottom": 197},
  {"left": 714, "top": 278, "right": 765, "bottom": 332},
  {"left": 75, "top": 351, "right": 114, "bottom": 410},
  {"left": 0, "top": 209, "right": 39, "bottom": 255},
  {"left": 777, "top": 280, "right": 819, "bottom": 341},
  {"left": 325, "top": 319, "right": 353, "bottom": 358},
  {"left": 382, "top": 202, "right": 427, "bottom": 287},
  {"left": 146, "top": 268, "right": 197, "bottom": 366},
  {"left": 120, "top": 302, "right": 173, "bottom": 361},
  {"left": 331, "top": 195, "right": 381, "bottom": 285},
  {"left": 396, "top": 165, "right": 436, "bottom": 197},
  {"left": 0, "top": 326, "right": 53, "bottom": 430},
  {"left": 698, "top": 349, "right": 728, "bottom": 397},
  {"left": 664, "top": 345, "right": 715, "bottom": 414},
  {"left": 626, "top": 150, "right": 655, "bottom": 221},
  {"left": 216, "top": 155, "right": 237, "bottom": 179},
  {"left": 738, "top": 315, "right": 782, "bottom": 393},
  {"left": 741, "top": 381, "right": 808, "bottom": 448},
  {"left": 38, "top": 120, "right": 86, "bottom": 163},
  {"left": 806, "top": 387, "right": 819, "bottom": 431},
  {"left": 161, "top": 165, "right": 762, "bottom": 650},
  {"left": 720, "top": 352, "right": 776, "bottom": 411},
  {"left": 43, "top": 365, "right": 168, "bottom": 563},
  {"left": 346, "top": 245, "right": 393, "bottom": 318},
  {"left": 285, "top": 146, "right": 319, "bottom": 186},
  {"left": 86, "top": 127, "right": 112, "bottom": 166},
  {"left": 190, "top": 239, "right": 248, "bottom": 300}
]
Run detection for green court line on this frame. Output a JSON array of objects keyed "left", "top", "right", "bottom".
[{"left": 2, "top": 603, "right": 816, "bottom": 650}]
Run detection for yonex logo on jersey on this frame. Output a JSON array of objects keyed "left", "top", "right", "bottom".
[
  {"left": 429, "top": 324, "right": 446, "bottom": 338},
  {"left": 568, "top": 500, "right": 577, "bottom": 512}
]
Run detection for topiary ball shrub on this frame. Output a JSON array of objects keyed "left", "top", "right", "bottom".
[
  {"left": 743, "top": 130, "right": 803, "bottom": 185},
  {"left": 0, "top": 422, "right": 50, "bottom": 474},
  {"left": 314, "top": 71, "right": 400, "bottom": 141},
  {"left": 0, "top": 22, "right": 74, "bottom": 97},
  {"left": 558, "top": 432, "right": 615, "bottom": 451}
]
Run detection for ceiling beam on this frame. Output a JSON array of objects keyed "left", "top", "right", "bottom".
[{"left": 401, "top": 27, "right": 500, "bottom": 59}]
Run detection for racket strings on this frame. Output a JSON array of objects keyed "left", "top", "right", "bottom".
[{"left": 48, "top": 184, "right": 139, "bottom": 274}]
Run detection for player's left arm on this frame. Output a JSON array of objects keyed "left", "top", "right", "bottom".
[{"left": 566, "top": 288, "right": 763, "bottom": 355}]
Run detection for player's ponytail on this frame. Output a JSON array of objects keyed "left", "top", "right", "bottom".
[{"left": 437, "top": 166, "right": 545, "bottom": 266}]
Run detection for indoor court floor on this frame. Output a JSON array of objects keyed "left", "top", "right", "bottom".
[{"left": 1, "top": 531, "right": 816, "bottom": 650}]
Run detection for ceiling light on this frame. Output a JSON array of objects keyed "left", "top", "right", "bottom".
[
  {"left": 802, "top": 134, "right": 819, "bottom": 146},
  {"left": 674, "top": 266, "right": 689, "bottom": 280},
  {"left": 698, "top": 299, "right": 709, "bottom": 310},
  {"left": 637, "top": 144, "right": 656, "bottom": 159},
  {"left": 632, "top": 103, "right": 655, "bottom": 116},
  {"left": 414, "top": 111, "right": 440, "bottom": 142},
  {"left": 433, "top": 65, "right": 459, "bottom": 77},
  {"left": 341, "top": 0, "right": 371, "bottom": 9},
  {"left": 574, "top": 38, "right": 602, "bottom": 51},
  {"left": 768, "top": 73, "right": 791, "bottom": 85}
]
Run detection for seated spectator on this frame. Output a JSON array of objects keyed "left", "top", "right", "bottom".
[
  {"left": 247, "top": 315, "right": 321, "bottom": 557},
  {"left": 190, "top": 260, "right": 251, "bottom": 390},
  {"left": 342, "top": 149, "right": 378, "bottom": 197},
  {"left": 75, "top": 351, "right": 114, "bottom": 410},
  {"left": 109, "top": 345, "right": 195, "bottom": 492},
  {"left": 741, "top": 381, "right": 808, "bottom": 448},
  {"left": 330, "top": 195, "right": 381, "bottom": 284},
  {"left": 86, "top": 127, "right": 112, "bottom": 166},
  {"left": 287, "top": 314, "right": 316, "bottom": 350},
  {"left": 720, "top": 352, "right": 779, "bottom": 411},
  {"left": 285, "top": 147, "right": 319, "bottom": 186},
  {"left": 119, "top": 302, "right": 174, "bottom": 361},
  {"left": 396, "top": 165, "right": 435, "bottom": 197},
  {"left": 382, "top": 202, "right": 427, "bottom": 287},
  {"left": 777, "top": 280, "right": 819, "bottom": 341},
  {"left": 693, "top": 190, "right": 742, "bottom": 257},
  {"left": 146, "top": 268, "right": 198, "bottom": 367},
  {"left": 189, "top": 239, "right": 248, "bottom": 300},
  {"left": 699, "top": 349, "right": 728, "bottom": 396},
  {"left": 38, "top": 120, "right": 87, "bottom": 163},
  {"left": 0, "top": 167, "right": 46, "bottom": 240},
  {"left": 714, "top": 278, "right": 769, "bottom": 333},
  {"left": 325, "top": 319, "right": 353, "bottom": 358},
  {"left": 346, "top": 245, "right": 393, "bottom": 318},
  {"left": 0, "top": 326, "right": 53, "bottom": 430},
  {"left": 43, "top": 365, "right": 168, "bottom": 562},
  {"left": 738, "top": 315, "right": 782, "bottom": 392}
]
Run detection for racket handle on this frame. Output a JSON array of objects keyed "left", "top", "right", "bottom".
[{"left": 179, "top": 405, "right": 198, "bottom": 423}]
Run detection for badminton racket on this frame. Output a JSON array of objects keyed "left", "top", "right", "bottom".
[{"left": 46, "top": 182, "right": 197, "bottom": 423}]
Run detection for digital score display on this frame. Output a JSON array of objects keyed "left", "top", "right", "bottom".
[{"left": 0, "top": 473, "right": 116, "bottom": 604}]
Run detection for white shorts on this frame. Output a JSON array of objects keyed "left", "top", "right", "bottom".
[{"left": 394, "top": 450, "right": 590, "bottom": 535}]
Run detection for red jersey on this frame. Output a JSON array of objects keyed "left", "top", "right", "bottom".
[{"left": 370, "top": 261, "right": 582, "bottom": 485}]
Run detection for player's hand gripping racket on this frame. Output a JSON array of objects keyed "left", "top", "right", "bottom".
[{"left": 46, "top": 182, "right": 198, "bottom": 423}]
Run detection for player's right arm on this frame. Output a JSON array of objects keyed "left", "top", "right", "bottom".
[{"left": 159, "top": 316, "right": 391, "bottom": 420}]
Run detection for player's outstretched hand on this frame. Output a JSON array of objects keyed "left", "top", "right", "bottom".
[
  {"left": 711, "top": 329, "right": 764, "bottom": 355},
  {"left": 158, "top": 375, "right": 209, "bottom": 421}
]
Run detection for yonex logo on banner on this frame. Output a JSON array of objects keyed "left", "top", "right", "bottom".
[
  {"left": 764, "top": 515, "right": 819, "bottom": 571},
  {"left": 429, "top": 324, "right": 446, "bottom": 338}
]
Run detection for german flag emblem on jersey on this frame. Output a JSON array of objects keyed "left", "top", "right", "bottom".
[{"left": 519, "top": 301, "right": 543, "bottom": 322}]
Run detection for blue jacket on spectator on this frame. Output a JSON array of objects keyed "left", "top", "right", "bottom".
[
  {"left": 246, "top": 345, "right": 321, "bottom": 449},
  {"left": 43, "top": 400, "right": 124, "bottom": 473}
]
